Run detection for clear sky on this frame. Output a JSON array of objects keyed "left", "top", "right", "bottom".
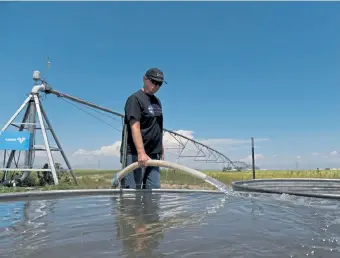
[{"left": 1, "top": 1, "right": 340, "bottom": 170}]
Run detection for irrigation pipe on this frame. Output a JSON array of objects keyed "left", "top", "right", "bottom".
[
  {"left": 116, "top": 160, "right": 207, "bottom": 182},
  {"left": 112, "top": 159, "right": 228, "bottom": 192}
]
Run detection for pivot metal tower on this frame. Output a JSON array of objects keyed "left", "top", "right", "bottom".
[{"left": 0, "top": 71, "right": 77, "bottom": 186}]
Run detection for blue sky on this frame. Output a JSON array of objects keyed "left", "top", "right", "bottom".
[{"left": 1, "top": 2, "right": 340, "bottom": 170}]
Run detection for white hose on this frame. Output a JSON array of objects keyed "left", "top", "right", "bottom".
[
  {"left": 117, "top": 160, "right": 208, "bottom": 181},
  {"left": 112, "top": 160, "right": 228, "bottom": 192}
]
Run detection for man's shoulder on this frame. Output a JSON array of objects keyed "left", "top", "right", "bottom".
[
  {"left": 127, "top": 89, "right": 140, "bottom": 97},
  {"left": 125, "top": 90, "right": 142, "bottom": 102},
  {"left": 129, "top": 89, "right": 146, "bottom": 100}
]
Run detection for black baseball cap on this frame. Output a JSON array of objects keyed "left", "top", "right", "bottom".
[{"left": 145, "top": 68, "right": 167, "bottom": 84}]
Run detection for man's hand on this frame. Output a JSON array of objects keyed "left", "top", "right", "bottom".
[{"left": 138, "top": 151, "right": 151, "bottom": 167}]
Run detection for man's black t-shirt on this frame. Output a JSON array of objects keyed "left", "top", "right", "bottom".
[{"left": 121, "top": 89, "right": 163, "bottom": 156}]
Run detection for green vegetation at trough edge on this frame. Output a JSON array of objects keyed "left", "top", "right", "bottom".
[{"left": 1, "top": 169, "right": 340, "bottom": 193}]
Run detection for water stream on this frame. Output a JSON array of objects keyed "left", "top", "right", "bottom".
[{"left": 204, "top": 175, "right": 230, "bottom": 193}]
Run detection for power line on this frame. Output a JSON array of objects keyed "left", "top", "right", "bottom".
[{"left": 59, "top": 97, "right": 122, "bottom": 133}]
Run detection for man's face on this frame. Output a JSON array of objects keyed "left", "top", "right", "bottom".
[{"left": 144, "top": 76, "right": 162, "bottom": 94}]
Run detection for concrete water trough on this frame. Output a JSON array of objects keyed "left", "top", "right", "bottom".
[{"left": 232, "top": 178, "right": 340, "bottom": 199}]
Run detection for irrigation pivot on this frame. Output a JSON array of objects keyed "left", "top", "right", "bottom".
[{"left": 0, "top": 70, "right": 249, "bottom": 187}]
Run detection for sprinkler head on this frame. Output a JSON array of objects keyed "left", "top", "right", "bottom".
[{"left": 33, "top": 71, "right": 41, "bottom": 81}]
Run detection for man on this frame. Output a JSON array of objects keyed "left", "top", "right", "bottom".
[{"left": 119, "top": 68, "right": 166, "bottom": 189}]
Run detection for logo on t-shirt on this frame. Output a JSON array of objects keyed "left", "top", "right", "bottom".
[{"left": 148, "top": 104, "right": 162, "bottom": 116}]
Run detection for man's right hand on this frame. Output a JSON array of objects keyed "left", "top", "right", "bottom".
[{"left": 138, "top": 152, "right": 151, "bottom": 167}]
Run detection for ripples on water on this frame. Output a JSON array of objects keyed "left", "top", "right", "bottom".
[{"left": 1, "top": 190, "right": 340, "bottom": 257}]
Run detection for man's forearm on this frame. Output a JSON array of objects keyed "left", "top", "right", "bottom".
[{"left": 130, "top": 120, "right": 145, "bottom": 155}]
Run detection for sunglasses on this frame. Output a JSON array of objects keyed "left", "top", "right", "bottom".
[{"left": 148, "top": 78, "right": 163, "bottom": 87}]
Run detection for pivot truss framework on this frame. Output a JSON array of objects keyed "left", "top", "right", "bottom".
[{"left": 163, "top": 130, "right": 251, "bottom": 171}]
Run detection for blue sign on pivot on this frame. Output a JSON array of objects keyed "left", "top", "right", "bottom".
[{"left": 0, "top": 131, "right": 31, "bottom": 150}]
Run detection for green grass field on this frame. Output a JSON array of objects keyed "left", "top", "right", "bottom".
[{"left": 1, "top": 168, "right": 340, "bottom": 194}]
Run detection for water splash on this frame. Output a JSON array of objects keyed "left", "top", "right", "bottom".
[{"left": 205, "top": 176, "right": 230, "bottom": 194}]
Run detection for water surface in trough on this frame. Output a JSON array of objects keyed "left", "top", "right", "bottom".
[{"left": 1, "top": 191, "right": 340, "bottom": 257}]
